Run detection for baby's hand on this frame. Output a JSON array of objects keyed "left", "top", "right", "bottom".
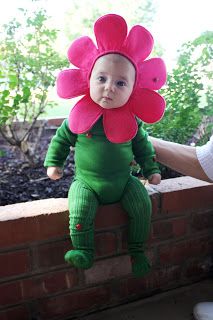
[
  {"left": 148, "top": 173, "right": 161, "bottom": 185},
  {"left": 47, "top": 166, "right": 63, "bottom": 180}
]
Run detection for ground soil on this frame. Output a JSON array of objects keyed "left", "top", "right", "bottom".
[
  {"left": 0, "top": 131, "right": 180, "bottom": 206},
  {"left": 0, "top": 132, "right": 75, "bottom": 206}
]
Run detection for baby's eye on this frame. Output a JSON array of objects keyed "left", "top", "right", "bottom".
[
  {"left": 116, "top": 80, "right": 126, "bottom": 87},
  {"left": 97, "top": 76, "right": 106, "bottom": 83}
]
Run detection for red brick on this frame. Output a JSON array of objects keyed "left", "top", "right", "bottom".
[
  {"left": 120, "top": 276, "right": 147, "bottom": 298},
  {"left": 22, "top": 269, "right": 78, "bottom": 300},
  {"left": 0, "top": 249, "right": 31, "bottom": 279},
  {"left": 38, "top": 286, "right": 111, "bottom": 319},
  {"left": 95, "top": 204, "right": 128, "bottom": 229},
  {"left": 0, "top": 281, "right": 22, "bottom": 306},
  {"left": 151, "top": 220, "right": 173, "bottom": 240},
  {"left": 191, "top": 210, "right": 213, "bottom": 232},
  {"left": 147, "top": 248, "right": 157, "bottom": 267},
  {"left": 114, "top": 265, "right": 181, "bottom": 300},
  {"left": 121, "top": 228, "right": 128, "bottom": 251},
  {"left": 33, "top": 239, "right": 70, "bottom": 270},
  {"left": 95, "top": 232, "right": 117, "bottom": 256},
  {"left": 121, "top": 230, "right": 154, "bottom": 266},
  {"left": 184, "top": 260, "right": 208, "bottom": 279},
  {"left": 159, "top": 237, "right": 211, "bottom": 265},
  {"left": 150, "top": 192, "right": 160, "bottom": 216},
  {"left": 84, "top": 255, "right": 131, "bottom": 284},
  {"left": 149, "top": 218, "right": 188, "bottom": 243},
  {"left": 160, "top": 184, "right": 213, "bottom": 215},
  {"left": 0, "top": 212, "right": 69, "bottom": 248},
  {"left": 47, "top": 118, "right": 65, "bottom": 126},
  {"left": 172, "top": 217, "right": 188, "bottom": 237},
  {"left": 0, "top": 305, "right": 30, "bottom": 320},
  {"left": 145, "top": 266, "right": 181, "bottom": 289},
  {"left": 103, "top": 276, "right": 147, "bottom": 304}
]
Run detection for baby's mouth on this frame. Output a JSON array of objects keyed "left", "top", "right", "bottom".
[{"left": 103, "top": 96, "right": 112, "bottom": 101}]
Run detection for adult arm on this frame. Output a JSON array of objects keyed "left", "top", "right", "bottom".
[{"left": 149, "top": 137, "right": 212, "bottom": 183}]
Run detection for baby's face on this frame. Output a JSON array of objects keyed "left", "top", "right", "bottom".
[{"left": 89, "top": 54, "right": 136, "bottom": 109}]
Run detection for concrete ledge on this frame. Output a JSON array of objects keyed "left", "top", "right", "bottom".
[
  {"left": 0, "top": 198, "right": 68, "bottom": 221},
  {"left": 0, "top": 176, "right": 212, "bottom": 221}
]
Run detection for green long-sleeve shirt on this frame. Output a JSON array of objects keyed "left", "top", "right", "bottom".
[{"left": 44, "top": 117, "right": 160, "bottom": 203}]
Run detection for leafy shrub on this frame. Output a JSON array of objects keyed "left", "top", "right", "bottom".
[
  {"left": 145, "top": 32, "right": 213, "bottom": 145},
  {"left": 0, "top": 7, "right": 68, "bottom": 165}
]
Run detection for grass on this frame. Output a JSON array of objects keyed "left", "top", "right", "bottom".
[
  {"left": 38, "top": 87, "right": 82, "bottom": 119},
  {"left": 39, "top": 96, "right": 82, "bottom": 119},
  {"left": 42, "top": 102, "right": 71, "bottom": 119}
]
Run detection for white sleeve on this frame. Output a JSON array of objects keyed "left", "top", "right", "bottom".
[{"left": 196, "top": 135, "right": 213, "bottom": 181}]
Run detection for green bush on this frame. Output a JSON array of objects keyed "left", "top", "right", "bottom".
[
  {"left": 0, "top": 6, "right": 68, "bottom": 165},
  {"left": 145, "top": 32, "right": 213, "bottom": 145}
]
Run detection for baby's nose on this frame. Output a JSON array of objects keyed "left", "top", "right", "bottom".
[{"left": 105, "top": 80, "right": 115, "bottom": 92}]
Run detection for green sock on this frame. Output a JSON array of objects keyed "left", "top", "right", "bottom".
[
  {"left": 66, "top": 180, "right": 99, "bottom": 269},
  {"left": 65, "top": 228, "right": 95, "bottom": 269},
  {"left": 131, "top": 252, "right": 151, "bottom": 277},
  {"left": 65, "top": 250, "right": 93, "bottom": 269},
  {"left": 121, "top": 176, "right": 152, "bottom": 277}
]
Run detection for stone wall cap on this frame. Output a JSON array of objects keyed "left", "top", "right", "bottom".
[
  {"left": 0, "top": 198, "right": 68, "bottom": 221},
  {"left": 151, "top": 176, "right": 211, "bottom": 193}
]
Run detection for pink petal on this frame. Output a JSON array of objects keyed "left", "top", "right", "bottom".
[
  {"left": 57, "top": 69, "right": 88, "bottom": 99},
  {"left": 130, "top": 89, "right": 166, "bottom": 123},
  {"left": 69, "top": 95, "right": 102, "bottom": 133},
  {"left": 103, "top": 106, "right": 138, "bottom": 143},
  {"left": 94, "top": 14, "right": 127, "bottom": 52},
  {"left": 67, "top": 36, "right": 98, "bottom": 70},
  {"left": 123, "top": 25, "right": 154, "bottom": 63},
  {"left": 137, "top": 58, "right": 167, "bottom": 90}
]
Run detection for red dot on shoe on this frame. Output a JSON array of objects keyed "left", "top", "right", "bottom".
[{"left": 76, "top": 224, "right": 82, "bottom": 231}]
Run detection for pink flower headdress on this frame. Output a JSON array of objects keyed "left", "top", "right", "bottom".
[{"left": 57, "top": 14, "right": 167, "bottom": 143}]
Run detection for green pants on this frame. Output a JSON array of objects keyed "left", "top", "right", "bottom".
[{"left": 65, "top": 175, "right": 151, "bottom": 277}]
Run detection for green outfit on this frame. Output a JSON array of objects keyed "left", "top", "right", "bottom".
[{"left": 44, "top": 117, "right": 160, "bottom": 277}]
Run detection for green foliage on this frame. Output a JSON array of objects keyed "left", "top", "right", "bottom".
[
  {"left": 130, "top": 0, "right": 157, "bottom": 27},
  {"left": 0, "top": 6, "right": 68, "bottom": 126},
  {"left": 0, "top": 3, "right": 68, "bottom": 165},
  {"left": 64, "top": 0, "right": 157, "bottom": 42},
  {"left": 145, "top": 31, "right": 213, "bottom": 144}
]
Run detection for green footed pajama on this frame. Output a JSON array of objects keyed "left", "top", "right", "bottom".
[
  {"left": 65, "top": 175, "right": 151, "bottom": 277},
  {"left": 44, "top": 118, "right": 159, "bottom": 277}
]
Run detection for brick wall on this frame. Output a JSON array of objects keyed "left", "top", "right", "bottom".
[{"left": 0, "top": 176, "right": 213, "bottom": 320}]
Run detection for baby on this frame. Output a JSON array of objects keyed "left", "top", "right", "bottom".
[{"left": 44, "top": 14, "right": 166, "bottom": 277}]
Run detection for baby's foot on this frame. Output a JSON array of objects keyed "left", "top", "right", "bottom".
[
  {"left": 131, "top": 252, "right": 151, "bottom": 277},
  {"left": 64, "top": 250, "right": 93, "bottom": 269}
]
